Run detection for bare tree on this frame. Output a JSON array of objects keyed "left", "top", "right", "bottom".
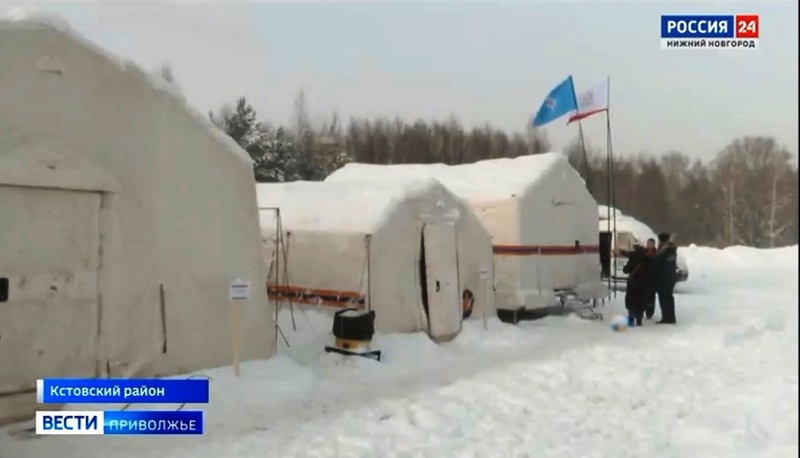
[
  {"left": 292, "top": 89, "right": 313, "bottom": 146},
  {"left": 209, "top": 91, "right": 798, "bottom": 248},
  {"left": 713, "top": 136, "right": 794, "bottom": 247}
]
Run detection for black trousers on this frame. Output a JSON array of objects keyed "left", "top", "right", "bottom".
[
  {"left": 645, "top": 289, "right": 656, "bottom": 317},
  {"left": 625, "top": 296, "right": 645, "bottom": 319},
  {"left": 657, "top": 289, "right": 676, "bottom": 322}
]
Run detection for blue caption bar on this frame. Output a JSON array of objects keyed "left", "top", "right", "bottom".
[
  {"left": 104, "top": 410, "right": 204, "bottom": 435},
  {"left": 661, "top": 15, "right": 735, "bottom": 38},
  {"left": 38, "top": 378, "right": 210, "bottom": 404}
]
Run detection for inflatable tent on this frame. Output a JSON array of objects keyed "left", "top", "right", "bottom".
[
  {"left": 0, "top": 17, "right": 273, "bottom": 423},
  {"left": 256, "top": 178, "right": 495, "bottom": 342},
  {"left": 326, "top": 152, "right": 607, "bottom": 313}
]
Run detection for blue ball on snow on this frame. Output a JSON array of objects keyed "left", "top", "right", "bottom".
[{"left": 610, "top": 315, "right": 629, "bottom": 332}]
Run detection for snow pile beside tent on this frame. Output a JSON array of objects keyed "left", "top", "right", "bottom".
[{"left": 1, "top": 10, "right": 251, "bottom": 166}]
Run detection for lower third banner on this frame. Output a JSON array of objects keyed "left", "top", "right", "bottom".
[{"left": 35, "top": 410, "right": 204, "bottom": 435}]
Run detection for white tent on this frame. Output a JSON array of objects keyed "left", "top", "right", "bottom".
[
  {"left": 326, "top": 152, "right": 607, "bottom": 312},
  {"left": 256, "top": 178, "right": 495, "bottom": 342},
  {"left": 0, "top": 17, "right": 274, "bottom": 423}
]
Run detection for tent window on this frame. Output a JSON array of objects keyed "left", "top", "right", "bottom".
[
  {"left": 617, "top": 232, "right": 637, "bottom": 252},
  {"left": 599, "top": 232, "right": 612, "bottom": 277},
  {"left": 0, "top": 277, "right": 8, "bottom": 302}
]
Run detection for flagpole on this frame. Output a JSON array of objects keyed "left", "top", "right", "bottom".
[
  {"left": 569, "top": 80, "right": 592, "bottom": 190},
  {"left": 606, "top": 75, "right": 618, "bottom": 299},
  {"left": 576, "top": 121, "right": 592, "bottom": 189}
]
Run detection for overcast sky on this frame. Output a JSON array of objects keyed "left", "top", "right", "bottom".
[{"left": 4, "top": 1, "right": 798, "bottom": 161}]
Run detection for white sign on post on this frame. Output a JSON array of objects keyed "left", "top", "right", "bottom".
[
  {"left": 229, "top": 279, "right": 251, "bottom": 301},
  {"left": 228, "top": 278, "right": 250, "bottom": 378}
]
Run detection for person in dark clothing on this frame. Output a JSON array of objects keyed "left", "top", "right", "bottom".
[
  {"left": 652, "top": 232, "right": 679, "bottom": 324},
  {"left": 622, "top": 245, "right": 653, "bottom": 327},
  {"left": 644, "top": 238, "right": 658, "bottom": 319}
]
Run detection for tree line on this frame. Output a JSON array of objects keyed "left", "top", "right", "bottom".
[{"left": 206, "top": 90, "right": 798, "bottom": 249}]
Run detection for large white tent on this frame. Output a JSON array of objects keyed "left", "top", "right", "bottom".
[
  {"left": 256, "top": 178, "right": 495, "bottom": 342},
  {"left": 326, "top": 153, "right": 607, "bottom": 313},
  {"left": 0, "top": 17, "right": 274, "bottom": 423}
]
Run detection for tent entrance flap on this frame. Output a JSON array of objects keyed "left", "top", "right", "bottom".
[
  {"left": 421, "top": 223, "right": 461, "bottom": 339},
  {"left": 0, "top": 185, "right": 101, "bottom": 395},
  {"left": 599, "top": 231, "right": 612, "bottom": 278}
]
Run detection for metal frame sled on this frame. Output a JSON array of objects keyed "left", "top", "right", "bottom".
[
  {"left": 324, "top": 345, "right": 382, "bottom": 361},
  {"left": 556, "top": 290, "right": 604, "bottom": 321}
]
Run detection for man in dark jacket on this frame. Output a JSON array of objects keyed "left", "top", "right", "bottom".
[
  {"left": 622, "top": 245, "right": 653, "bottom": 326},
  {"left": 644, "top": 238, "right": 658, "bottom": 319},
  {"left": 652, "top": 232, "right": 678, "bottom": 324}
]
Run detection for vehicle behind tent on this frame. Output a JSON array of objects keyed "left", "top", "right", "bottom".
[{"left": 598, "top": 206, "right": 690, "bottom": 283}]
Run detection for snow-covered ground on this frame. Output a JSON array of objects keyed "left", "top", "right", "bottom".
[{"left": 2, "top": 245, "right": 797, "bottom": 457}]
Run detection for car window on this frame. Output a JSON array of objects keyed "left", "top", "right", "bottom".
[{"left": 616, "top": 232, "right": 636, "bottom": 251}]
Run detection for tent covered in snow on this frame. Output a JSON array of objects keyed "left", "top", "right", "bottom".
[
  {"left": 0, "top": 17, "right": 274, "bottom": 423},
  {"left": 256, "top": 178, "right": 495, "bottom": 342},
  {"left": 598, "top": 206, "right": 689, "bottom": 282},
  {"left": 326, "top": 153, "right": 607, "bottom": 313}
]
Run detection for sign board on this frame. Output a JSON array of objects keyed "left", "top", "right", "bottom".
[{"left": 228, "top": 279, "right": 251, "bottom": 301}]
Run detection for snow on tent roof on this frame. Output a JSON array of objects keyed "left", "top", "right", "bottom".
[
  {"left": 256, "top": 177, "right": 447, "bottom": 234},
  {"left": 326, "top": 152, "right": 569, "bottom": 202},
  {"left": 598, "top": 205, "right": 658, "bottom": 244},
  {"left": 1, "top": 9, "right": 253, "bottom": 166}
]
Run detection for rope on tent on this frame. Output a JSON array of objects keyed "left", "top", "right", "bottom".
[
  {"left": 278, "top": 223, "right": 297, "bottom": 331},
  {"left": 258, "top": 206, "right": 294, "bottom": 346},
  {"left": 277, "top": 232, "right": 327, "bottom": 340},
  {"left": 265, "top": 252, "right": 290, "bottom": 348}
]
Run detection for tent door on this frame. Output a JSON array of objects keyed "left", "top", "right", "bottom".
[
  {"left": 421, "top": 222, "right": 461, "bottom": 339},
  {"left": 599, "top": 231, "right": 611, "bottom": 278},
  {"left": 0, "top": 185, "right": 101, "bottom": 395}
]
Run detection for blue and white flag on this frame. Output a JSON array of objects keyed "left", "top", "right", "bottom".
[{"left": 532, "top": 76, "right": 578, "bottom": 127}]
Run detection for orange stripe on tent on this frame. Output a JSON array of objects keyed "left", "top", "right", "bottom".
[
  {"left": 267, "top": 284, "right": 366, "bottom": 309},
  {"left": 493, "top": 244, "right": 601, "bottom": 256}
]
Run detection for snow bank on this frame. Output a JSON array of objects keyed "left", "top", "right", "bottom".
[
  {"left": 681, "top": 244, "right": 797, "bottom": 292},
  {"left": 1, "top": 9, "right": 252, "bottom": 166},
  {"left": 326, "top": 152, "right": 568, "bottom": 202},
  {"left": 256, "top": 177, "right": 455, "bottom": 234}
]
